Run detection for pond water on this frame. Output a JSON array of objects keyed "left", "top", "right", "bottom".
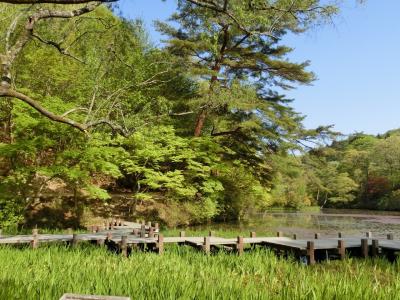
[{"left": 192, "top": 209, "right": 400, "bottom": 239}]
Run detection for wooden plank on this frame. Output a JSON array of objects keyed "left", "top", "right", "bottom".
[
  {"left": 378, "top": 240, "right": 400, "bottom": 251},
  {"left": 60, "top": 293, "right": 130, "bottom": 300}
]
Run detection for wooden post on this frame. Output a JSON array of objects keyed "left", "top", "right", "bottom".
[
  {"left": 338, "top": 232, "right": 342, "bottom": 238},
  {"left": 361, "top": 238, "right": 369, "bottom": 258},
  {"left": 236, "top": 236, "right": 244, "bottom": 255},
  {"left": 250, "top": 231, "right": 256, "bottom": 238},
  {"left": 31, "top": 229, "right": 39, "bottom": 249},
  {"left": 208, "top": 231, "right": 214, "bottom": 237},
  {"left": 157, "top": 234, "right": 164, "bottom": 255},
  {"left": 366, "top": 232, "right": 372, "bottom": 238},
  {"left": 371, "top": 239, "right": 379, "bottom": 257},
  {"left": 147, "top": 221, "right": 152, "bottom": 228},
  {"left": 203, "top": 236, "right": 211, "bottom": 254},
  {"left": 337, "top": 240, "right": 345, "bottom": 260},
  {"left": 314, "top": 233, "right": 320, "bottom": 239},
  {"left": 140, "top": 225, "right": 146, "bottom": 238},
  {"left": 72, "top": 233, "right": 79, "bottom": 248},
  {"left": 180, "top": 231, "right": 186, "bottom": 238},
  {"left": 141, "top": 220, "right": 145, "bottom": 226},
  {"left": 306, "top": 241, "right": 315, "bottom": 265},
  {"left": 387, "top": 233, "right": 394, "bottom": 240},
  {"left": 121, "top": 236, "right": 128, "bottom": 257},
  {"left": 293, "top": 234, "right": 297, "bottom": 240},
  {"left": 148, "top": 227, "right": 155, "bottom": 238},
  {"left": 277, "top": 231, "right": 283, "bottom": 238},
  {"left": 154, "top": 222, "right": 159, "bottom": 231}
]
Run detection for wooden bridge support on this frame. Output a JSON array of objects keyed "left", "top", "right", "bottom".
[
  {"left": 157, "top": 234, "right": 164, "bottom": 255},
  {"left": 203, "top": 236, "right": 211, "bottom": 254},
  {"left": 31, "top": 229, "right": 39, "bottom": 249},
  {"left": 371, "top": 239, "right": 379, "bottom": 257},
  {"left": 306, "top": 241, "right": 315, "bottom": 265},
  {"left": 121, "top": 236, "right": 128, "bottom": 258},
  {"left": 236, "top": 236, "right": 244, "bottom": 255},
  {"left": 337, "top": 240, "right": 345, "bottom": 260},
  {"left": 361, "top": 238, "right": 369, "bottom": 258}
]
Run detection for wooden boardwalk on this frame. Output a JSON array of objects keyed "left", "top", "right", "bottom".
[{"left": 1, "top": 222, "right": 399, "bottom": 265}]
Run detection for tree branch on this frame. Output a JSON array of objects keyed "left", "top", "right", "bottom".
[
  {"left": 1, "top": 88, "right": 88, "bottom": 132},
  {"left": 0, "top": 88, "right": 129, "bottom": 136},
  {"left": 211, "top": 126, "right": 241, "bottom": 137}
]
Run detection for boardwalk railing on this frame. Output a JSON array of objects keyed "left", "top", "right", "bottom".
[{"left": 1, "top": 222, "right": 399, "bottom": 265}]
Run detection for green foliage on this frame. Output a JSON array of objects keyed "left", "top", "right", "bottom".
[
  {"left": 302, "top": 131, "right": 400, "bottom": 210},
  {"left": 1, "top": 244, "right": 400, "bottom": 299},
  {"left": 0, "top": 1, "right": 355, "bottom": 229}
]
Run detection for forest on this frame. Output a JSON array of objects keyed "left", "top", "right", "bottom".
[{"left": 0, "top": 0, "right": 388, "bottom": 230}]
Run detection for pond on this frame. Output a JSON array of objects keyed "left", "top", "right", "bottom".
[{"left": 191, "top": 209, "right": 400, "bottom": 239}]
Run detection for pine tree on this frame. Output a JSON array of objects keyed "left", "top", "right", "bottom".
[{"left": 157, "top": 0, "right": 338, "bottom": 137}]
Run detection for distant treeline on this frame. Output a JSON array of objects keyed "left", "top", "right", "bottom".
[{"left": 292, "top": 130, "right": 400, "bottom": 211}]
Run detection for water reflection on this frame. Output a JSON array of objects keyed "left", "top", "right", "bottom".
[{"left": 193, "top": 209, "right": 400, "bottom": 239}]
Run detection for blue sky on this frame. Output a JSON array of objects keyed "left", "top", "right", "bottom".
[{"left": 119, "top": 0, "right": 400, "bottom": 135}]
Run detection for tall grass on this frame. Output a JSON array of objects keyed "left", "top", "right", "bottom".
[{"left": 1, "top": 242, "right": 400, "bottom": 300}]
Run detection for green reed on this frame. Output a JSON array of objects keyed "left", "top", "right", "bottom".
[{"left": 0, "top": 238, "right": 400, "bottom": 300}]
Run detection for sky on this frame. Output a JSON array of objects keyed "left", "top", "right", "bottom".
[{"left": 118, "top": 0, "right": 400, "bottom": 136}]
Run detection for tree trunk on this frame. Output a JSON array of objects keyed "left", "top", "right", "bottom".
[{"left": 194, "top": 110, "right": 207, "bottom": 137}]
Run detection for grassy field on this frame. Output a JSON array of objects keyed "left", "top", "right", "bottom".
[{"left": 1, "top": 233, "right": 400, "bottom": 300}]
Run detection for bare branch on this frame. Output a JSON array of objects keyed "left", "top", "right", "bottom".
[
  {"left": 61, "top": 107, "right": 88, "bottom": 117},
  {"left": 32, "top": 33, "right": 85, "bottom": 63},
  {"left": 169, "top": 111, "right": 194, "bottom": 116}
]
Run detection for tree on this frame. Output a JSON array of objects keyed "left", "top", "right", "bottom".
[
  {"left": 158, "top": 0, "right": 338, "bottom": 137},
  {"left": 0, "top": 2, "right": 127, "bottom": 135}
]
